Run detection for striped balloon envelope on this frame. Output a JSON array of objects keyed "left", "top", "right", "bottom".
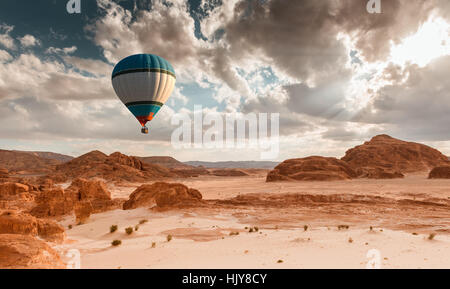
[{"left": 111, "top": 54, "right": 176, "bottom": 134}]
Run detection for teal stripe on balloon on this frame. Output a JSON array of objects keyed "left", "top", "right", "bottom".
[
  {"left": 126, "top": 103, "right": 162, "bottom": 118},
  {"left": 112, "top": 54, "right": 175, "bottom": 78}
]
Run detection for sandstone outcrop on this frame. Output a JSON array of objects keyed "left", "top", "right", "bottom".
[
  {"left": 123, "top": 182, "right": 203, "bottom": 210},
  {"left": 342, "top": 135, "right": 449, "bottom": 174},
  {"left": 0, "top": 211, "right": 65, "bottom": 243},
  {"left": 0, "top": 234, "right": 65, "bottom": 269},
  {"left": 266, "top": 156, "right": 357, "bottom": 182},
  {"left": 30, "top": 178, "right": 122, "bottom": 219},
  {"left": 428, "top": 166, "right": 450, "bottom": 179}
]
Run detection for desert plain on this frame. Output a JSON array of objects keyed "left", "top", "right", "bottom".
[{"left": 1, "top": 135, "right": 450, "bottom": 269}]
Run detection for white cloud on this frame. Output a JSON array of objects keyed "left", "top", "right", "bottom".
[
  {"left": 0, "top": 23, "right": 16, "bottom": 50},
  {"left": 18, "top": 34, "right": 41, "bottom": 48}
]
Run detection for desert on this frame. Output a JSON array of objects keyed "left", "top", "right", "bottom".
[{"left": 0, "top": 135, "right": 449, "bottom": 269}]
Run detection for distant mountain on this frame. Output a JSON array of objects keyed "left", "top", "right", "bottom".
[
  {"left": 184, "top": 161, "right": 279, "bottom": 169},
  {"left": 0, "top": 150, "right": 62, "bottom": 174},
  {"left": 14, "top": 151, "right": 74, "bottom": 162},
  {"left": 137, "top": 156, "right": 193, "bottom": 169}
]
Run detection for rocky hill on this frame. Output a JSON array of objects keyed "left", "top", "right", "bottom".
[
  {"left": 342, "top": 135, "right": 449, "bottom": 174},
  {"left": 0, "top": 150, "right": 62, "bottom": 174},
  {"left": 46, "top": 151, "right": 177, "bottom": 183},
  {"left": 266, "top": 156, "right": 357, "bottom": 182}
]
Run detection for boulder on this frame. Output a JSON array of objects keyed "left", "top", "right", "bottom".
[
  {"left": 428, "top": 166, "right": 450, "bottom": 179},
  {"left": 0, "top": 234, "right": 65, "bottom": 269},
  {"left": 123, "top": 182, "right": 203, "bottom": 210},
  {"left": 266, "top": 156, "right": 357, "bottom": 182}
]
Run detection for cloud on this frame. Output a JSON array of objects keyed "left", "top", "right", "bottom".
[
  {"left": 0, "top": 23, "right": 16, "bottom": 50},
  {"left": 45, "top": 46, "right": 77, "bottom": 55},
  {"left": 0, "top": 52, "right": 114, "bottom": 101},
  {"left": 18, "top": 35, "right": 41, "bottom": 48},
  {"left": 353, "top": 55, "right": 450, "bottom": 141}
]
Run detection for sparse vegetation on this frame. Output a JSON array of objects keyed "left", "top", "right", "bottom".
[
  {"left": 277, "top": 259, "right": 283, "bottom": 263},
  {"left": 348, "top": 237, "right": 353, "bottom": 243},
  {"left": 304, "top": 225, "right": 308, "bottom": 232},
  {"left": 369, "top": 226, "right": 373, "bottom": 231},
  {"left": 167, "top": 234, "right": 173, "bottom": 242},
  {"left": 151, "top": 242, "right": 156, "bottom": 248},
  {"left": 338, "top": 225, "right": 349, "bottom": 230},
  {"left": 229, "top": 231, "right": 239, "bottom": 236},
  {"left": 68, "top": 225, "right": 72, "bottom": 230},
  {"left": 428, "top": 233, "right": 436, "bottom": 240},
  {"left": 412, "top": 232, "right": 418, "bottom": 235},
  {"left": 139, "top": 219, "right": 148, "bottom": 225},
  {"left": 125, "top": 227, "right": 133, "bottom": 235},
  {"left": 249, "top": 227, "right": 254, "bottom": 233},
  {"left": 254, "top": 226, "right": 259, "bottom": 232},
  {"left": 110, "top": 225, "right": 118, "bottom": 233},
  {"left": 134, "top": 225, "right": 139, "bottom": 231},
  {"left": 111, "top": 240, "right": 122, "bottom": 246}
]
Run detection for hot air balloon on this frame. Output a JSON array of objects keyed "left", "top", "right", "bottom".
[{"left": 111, "top": 54, "right": 176, "bottom": 134}]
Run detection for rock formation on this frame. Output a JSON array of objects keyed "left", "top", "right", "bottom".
[
  {"left": 46, "top": 151, "right": 176, "bottom": 183},
  {"left": 0, "top": 211, "right": 65, "bottom": 243},
  {"left": 428, "top": 166, "right": 450, "bottom": 179},
  {"left": 342, "top": 135, "right": 449, "bottom": 174},
  {"left": 0, "top": 234, "right": 65, "bottom": 269},
  {"left": 211, "top": 169, "right": 249, "bottom": 177},
  {"left": 266, "top": 156, "right": 357, "bottom": 182},
  {"left": 30, "top": 178, "right": 123, "bottom": 218},
  {"left": 123, "top": 182, "right": 203, "bottom": 210}
]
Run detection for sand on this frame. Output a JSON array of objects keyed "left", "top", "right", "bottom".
[{"left": 55, "top": 174, "right": 450, "bottom": 269}]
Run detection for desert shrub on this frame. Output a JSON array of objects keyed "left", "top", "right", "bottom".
[
  {"left": 151, "top": 242, "right": 156, "bottom": 248},
  {"left": 229, "top": 231, "right": 239, "bottom": 236},
  {"left": 277, "top": 260, "right": 283, "bottom": 263},
  {"left": 254, "top": 227, "right": 259, "bottom": 232},
  {"left": 412, "top": 232, "right": 418, "bottom": 235},
  {"left": 348, "top": 237, "right": 353, "bottom": 243},
  {"left": 304, "top": 225, "right": 308, "bottom": 232},
  {"left": 125, "top": 227, "right": 133, "bottom": 235},
  {"left": 134, "top": 225, "right": 139, "bottom": 231},
  {"left": 249, "top": 228, "right": 254, "bottom": 233},
  {"left": 68, "top": 225, "right": 73, "bottom": 230},
  {"left": 369, "top": 226, "right": 373, "bottom": 231},
  {"left": 110, "top": 225, "right": 118, "bottom": 233},
  {"left": 111, "top": 240, "right": 122, "bottom": 246},
  {"left": 428, "top": 233, "right": 436, "bottom": 240},
  {"left": 167, "top": 234, "right": 173, "bottom": 242},
  {"left": 139, "top": 219, "right": 148, "bottom": 225},
  {"left": 338, "top": 225, "right": 349, "bottom": 230}
]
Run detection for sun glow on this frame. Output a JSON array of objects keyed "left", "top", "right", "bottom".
[{"left": 390, "top": 17, "right": 450, "bottom": 67}]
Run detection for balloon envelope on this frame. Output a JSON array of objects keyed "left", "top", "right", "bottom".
[{"left": 112, "top": 54, "right": 176, "bottom": 127}]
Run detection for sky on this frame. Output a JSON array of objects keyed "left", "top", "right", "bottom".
[{"left": 0, "top": 0, "right": 450, "bottom": 161}]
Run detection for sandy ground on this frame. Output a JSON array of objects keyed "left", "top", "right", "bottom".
[{"left": 56, "top": 174, "right": 450, "bottom": 269}]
